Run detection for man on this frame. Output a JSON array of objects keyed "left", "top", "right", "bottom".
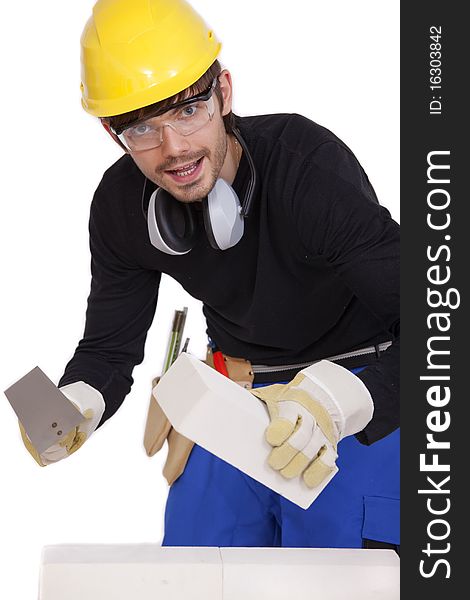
[{"left": 22, "top": 0, "right": 399, "bottom": 550}]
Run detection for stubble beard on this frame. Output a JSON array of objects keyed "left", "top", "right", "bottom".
[{"left": 154, "top": 127, "right": 228, "bottom": 204}]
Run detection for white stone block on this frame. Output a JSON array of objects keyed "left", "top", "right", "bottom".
[
  {"left": 220, "top": 547, "right": 400, "bottom": 600},
  {"left": 156, "top": 353, "right": 336, "bottom": 509},
  {"left": 39, "top": 545, "right": 399, "bottom": 600},
  {"left": 39, "top": 545, "right": 222, "bottom": 600}
]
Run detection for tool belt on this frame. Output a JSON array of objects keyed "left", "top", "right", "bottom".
[
  {"left": 143, "top": 347, "right": 254, "bottom": 485},
  {"left": 143, "top": 341, "right": 392, "bottom": 485}
]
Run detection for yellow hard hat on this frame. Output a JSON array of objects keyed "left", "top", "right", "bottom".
[{"left": 80, "top": 0, "right": 222, "bottom": 117}]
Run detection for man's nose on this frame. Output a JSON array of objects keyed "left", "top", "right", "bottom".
[{"left": 160, "top": 124, "right": 191, "bottom": 158}]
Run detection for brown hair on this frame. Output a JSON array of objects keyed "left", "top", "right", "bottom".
[{"left": 102, "top": 60, "right": 235, "bottom": 134}]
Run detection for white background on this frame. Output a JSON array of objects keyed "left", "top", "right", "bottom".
[{"left": 0, "top": 1, "right": 399, "bottom": 597}]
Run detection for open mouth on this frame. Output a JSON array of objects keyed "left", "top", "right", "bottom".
[{"left": 165, "top": 157, "right": 204, "bottom": 183}]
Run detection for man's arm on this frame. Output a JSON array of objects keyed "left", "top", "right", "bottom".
[
  {"left": 292, "top": 141, "right": 400, "bottom": 444},
  {"left": 59, "top": 185, "right": 161, "bottom": 428}
]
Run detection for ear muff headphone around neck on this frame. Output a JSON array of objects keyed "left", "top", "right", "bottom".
[{"left": 145, "top": 129, "right": 257, "bottom": 255}]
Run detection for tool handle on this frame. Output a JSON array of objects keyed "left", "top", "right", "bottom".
[{"left": 212, "top": 350, "right": 229, "bottom": 377}]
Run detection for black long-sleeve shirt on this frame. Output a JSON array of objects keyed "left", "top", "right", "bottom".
[{"left": 59, "top": 113, "right": 399, "bottom": 444}]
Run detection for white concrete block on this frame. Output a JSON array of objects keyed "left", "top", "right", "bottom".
[
  {"left": 39, "top": 545, "right": 399, "bottom": 600},
  {"left": 220, "top": 547, "right": 400, "bottom": 600},
  {"left": 156, "top": 353, "right": 336, "bottom": 509},
  {"left": 39, "top": 545, "right": 222, "bottom": 600}
]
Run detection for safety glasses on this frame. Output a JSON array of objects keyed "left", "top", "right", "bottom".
[{"left": 110, "top": 78, "right": 218, "bottom": 152}]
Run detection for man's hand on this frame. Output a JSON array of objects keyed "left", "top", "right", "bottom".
[
  {"left": 252, "top": 361, "right": 374, "bottom": 488},
  {"left": 19, "top": 382, "right": 104, "bottom": 466}
]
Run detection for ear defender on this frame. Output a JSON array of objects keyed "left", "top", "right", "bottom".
[
  {"left": 146, "top": 129, "right": 256, "bottom": 255},
  {"left": 147, "top": 187, "right": 198, "bottom": 255},
  {"left": 202, "top": 179, "right": 244, "bottom": 250},
  {"left": 147, "top": 180, "right": 243, "bottom": 254}
]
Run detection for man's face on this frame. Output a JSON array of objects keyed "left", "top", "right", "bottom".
[{"left": 129, "top": 73, "right": 232, "bottom": 203}]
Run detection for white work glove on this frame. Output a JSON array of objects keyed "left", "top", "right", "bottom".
[
  {"left": 19, "top": 382, "right": 105, "bottom": 466},
  {"left": 252, "top": 360, "right": 374, "bottom": 488}
]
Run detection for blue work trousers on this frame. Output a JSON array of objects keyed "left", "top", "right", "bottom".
[{"left": 163, "top": 370, "right": 399, "bottom": 548}]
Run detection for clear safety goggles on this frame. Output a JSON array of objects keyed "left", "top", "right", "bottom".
[{"left": 111, "top": 78, "right": 217, "bottom": 152}]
